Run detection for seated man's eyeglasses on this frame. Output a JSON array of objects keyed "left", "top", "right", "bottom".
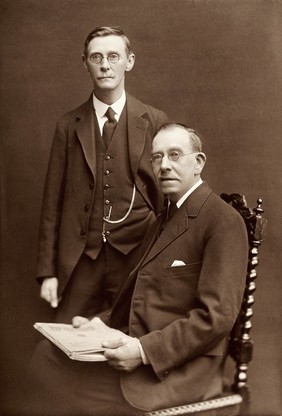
[
  {"left": 89, "top": 53, "right": 124, "bottom": 64},
  {"left": 151, "top": 151, "right": 195, "bottom": 165}
]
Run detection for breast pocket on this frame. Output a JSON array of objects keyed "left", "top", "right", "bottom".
[
  {"left": 160, "top": 262, "right": 202, "bottom": 313},
  {"left": 163, "top": 262, "right": 202, "bottom": 278}
]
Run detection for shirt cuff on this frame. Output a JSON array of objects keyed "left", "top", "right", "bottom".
[{"left": 137, "top": 339, "right": 150, "bottom": 365}]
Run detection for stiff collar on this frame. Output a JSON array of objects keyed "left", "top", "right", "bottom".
[
  {"left": 93, "top": 90, "right": 126, "bottom": 121},
  {"left": 171, "top": 178, "right": 203, "bottom": 209}
]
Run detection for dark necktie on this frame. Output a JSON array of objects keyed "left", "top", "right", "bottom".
[
  {"left": 167, "top": 202, "right": 178, "bottom": 222},
  {"left": 158, "top": 201, "right": 177, "bottom": 237},
  {"left": 102, "top": 107, "right": 117, "bottom": 147}
]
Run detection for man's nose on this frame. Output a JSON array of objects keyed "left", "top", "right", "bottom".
[
  {"left": 100, "top": 57, "right": 111, "bottom": 70},
  {"left": 160, "top": 155, "right": 172, "bottom": 170}
]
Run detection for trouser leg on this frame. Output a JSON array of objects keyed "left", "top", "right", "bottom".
[
  {"left": 25, "top": 339, "right": 142, "bottom": 416},
  {"left": 55, "top": 244, "right": 140, "bottom": 323},
  {"left": 55, "top": 253, "right": 107, "bottom": 323}
]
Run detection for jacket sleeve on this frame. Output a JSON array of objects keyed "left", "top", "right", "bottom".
[
  {"left": 139, "top": 212, "right": 248, "bottom": 380},
  {"left": 36, "top": 120, "right": 68, "bottom": 282}
]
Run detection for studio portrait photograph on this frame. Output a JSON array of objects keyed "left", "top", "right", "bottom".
[{"left": 0, "top": 1, "right": 281, "bottom": 415}]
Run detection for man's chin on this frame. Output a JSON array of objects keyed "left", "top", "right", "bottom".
[
  {"left": 160, "top": 185, "right": 176, "bottom": 196},
  {"left": 97, "top": 78, "right": 115, "bottom": 84}
]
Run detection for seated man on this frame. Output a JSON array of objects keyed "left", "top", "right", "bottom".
[{"left": 26, "top": 123, "right": 248, "bottom": 416}]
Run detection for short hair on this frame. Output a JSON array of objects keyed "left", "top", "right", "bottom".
[
  {"left": 153, "top": 123, "right": 203, "bottom": 152},
  {"left": 83, "top": 26, "right": 132, "bottom": 57}
]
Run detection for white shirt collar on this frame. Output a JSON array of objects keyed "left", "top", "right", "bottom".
[
  {"left": 93, "top": 90, "right": 126, "bottom": 120},
  {"left": 175, "top": 178, "right": 203, "bottom": 208}
]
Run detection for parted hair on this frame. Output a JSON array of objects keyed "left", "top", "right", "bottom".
[
  {"left": 83, "top": 26, "right": 132, "bottom": 57},
  {"left": 153, "top": 123, "right": 203, "bottom": 152}
]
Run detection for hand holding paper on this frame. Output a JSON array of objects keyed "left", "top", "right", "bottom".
[
  {"left": 34, "top": 317, "right": 131, "bottom": 362},
  {"left": 103, "top": 337, "right": 142, "bottom": 372}
]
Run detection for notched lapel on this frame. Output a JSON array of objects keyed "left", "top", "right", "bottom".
[
  {"left": 143, "top": 211, "right": 189, "bottom": 266},
  {"left": 126, "top": 95, "right": 149, "bottom": 176},
  {"left": 75, "top": 100, "right": 96, "bottom": 177},
  {"left": 144, "top": 183, "right": 213, "bottom": 265}
]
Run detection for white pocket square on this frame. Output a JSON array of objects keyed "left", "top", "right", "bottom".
[{"left": 171, "top": 260, "right": 186, "bottom": 267}]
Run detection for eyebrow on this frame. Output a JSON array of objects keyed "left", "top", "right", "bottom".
[
  {"left": 90, "top": 51, "right": 119, "bottom": 55},
  {"left": 152, "top": 147, "right": 186, "bottom": 154}
]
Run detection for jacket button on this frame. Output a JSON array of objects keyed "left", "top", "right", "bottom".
[
  {"left": 104, "top": 184, "right": 109, "bottom": 189},
  {"left": 163, "top": 371, "right": 169, "bottom": 377},
  {"left": 80, "top": 228, "right": 86, "bottom": 236},
  {"left": 105, "top": 200, "right": 110, "bottom": 205},
  {"left": 89, "top": 183, "right": 94, "bottom": 189},
  {"left": 105, "top": 230, "right": 111, "bottom": 236},
  {"left": 104, "top": 169, "right": 110, "bottom": 175},
  {"left": 105, "top": 155, "right": 111, "bottom": 160}
]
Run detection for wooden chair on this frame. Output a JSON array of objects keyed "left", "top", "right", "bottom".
[{"left": 144, "top": 194, "right": 267, "bottom": 416}]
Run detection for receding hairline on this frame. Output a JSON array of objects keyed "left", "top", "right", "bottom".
[
  {"left": 83, "top": 26, "right": 132, "bottom": 57},
  {"left": 153, "top": 123, "right": 203, "bottom": 152}
]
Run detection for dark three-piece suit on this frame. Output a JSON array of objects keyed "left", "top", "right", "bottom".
[
  {"left": 36, "top": 93, "right": 168, "bottom": 319},
  {"left": 29, "top": 182, "right": 248, "bottom": 415}
]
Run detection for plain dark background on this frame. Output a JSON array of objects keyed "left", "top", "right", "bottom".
[{"left": 1, "top": 1, "right": 281, "bottom": 415}]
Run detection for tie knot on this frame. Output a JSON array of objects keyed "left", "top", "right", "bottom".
[{"left": 105, "top": 107, "right": 116, "bottom": 122}]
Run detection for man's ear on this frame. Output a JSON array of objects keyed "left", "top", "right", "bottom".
[
  {"left": 195, "top": 152, "right": 207, "bottom": 174},
  {"left": 82, "top": 54, "right": 89, "bottom": 71},
  {"left": 125, "top": 53, "right": 135, "bottom": 72}
]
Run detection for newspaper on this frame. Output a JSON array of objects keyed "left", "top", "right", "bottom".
[{"left": 34, "top": 317, "right": 130, "bottom": 362}]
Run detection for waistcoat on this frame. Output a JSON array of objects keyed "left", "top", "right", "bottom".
[{"left": 84, "top": 107, "right": 153, "bottom": 259}]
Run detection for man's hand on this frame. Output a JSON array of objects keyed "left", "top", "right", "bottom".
[
  {"left": 71, "top": 317, "right": 142, "bottom": 372},
  {"left": 103, "top": 337, "right": 142, "bottom": 372},
  {"left": 40, "top": 277, "right": 59, "bottom": 308},
  {"left": 72, "top": 316, "right": 90, "bottom": 327}
]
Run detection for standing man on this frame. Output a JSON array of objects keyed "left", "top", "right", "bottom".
[
  {"left": 37, "top": 26, "right": 168, "bottom": 322},
  {"left": 28, "top": 124, "right": 248, "bottom": 415}
]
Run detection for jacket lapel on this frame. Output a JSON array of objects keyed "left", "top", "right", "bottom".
[
  {"left": 75, "top": 94, "right": 149, "bottom": 178},
  {"left": 112, "top": 210, "right": 187, "bottom": 320},
  {"left": 142, "top": 207, "right": 189, "bottom": 265},
  {"left": 111, "top": 183, "right": 213, "bottom": 320},
  {"left": 110, "top": 214, "right": 164, "bottom": 320},
  {"left": 141, "top": 182, "right": 213, "bottom": 266},
  {"left": 126, "top": 94, "right": 149, "bottom": 176},
  {"left": 75, "top": 97, "right": 96, "bottom": 177}
]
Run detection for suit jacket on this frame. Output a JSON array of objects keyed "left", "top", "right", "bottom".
[
  {"left": 110, "top": 182, "right": 249, "bottom": 411},
  {"left": 36, "top": 94, "right": 168, "bottom": 295}
]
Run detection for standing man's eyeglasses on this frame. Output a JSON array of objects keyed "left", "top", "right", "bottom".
[{"left": 89, "top": 53, "right": 125, "bottom": 64}]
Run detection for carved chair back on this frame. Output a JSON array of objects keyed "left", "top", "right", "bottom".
[{"left": 220, "top": 194, "right": 267, "bottom": 409}]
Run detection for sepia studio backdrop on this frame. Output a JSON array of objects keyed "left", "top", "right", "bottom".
[{"left": 1, "top": 1, "right": 281, "bottom": 415}]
